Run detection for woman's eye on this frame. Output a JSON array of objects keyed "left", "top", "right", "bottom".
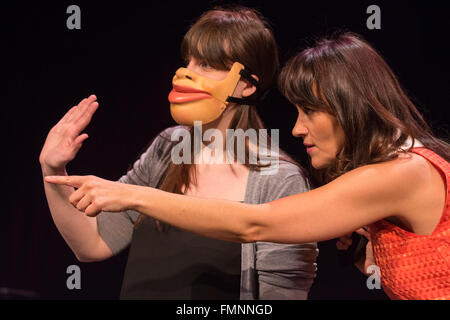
[
  {"left": 199, "top": 62, "right": 212, "bottom": 69},
  {"left": 302, "top": 107, "right": 314, "bottom": 115}
]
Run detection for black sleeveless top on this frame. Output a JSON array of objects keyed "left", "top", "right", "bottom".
[{"left": 120, "top": 216, "right": 241, "bottom": 299}]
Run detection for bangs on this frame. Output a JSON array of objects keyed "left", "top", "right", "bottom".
[
  {"left": 278, "top": 51, "right": 330, "bottom": 112},
  {"left": 181, "top": 20, "right": 234, "bottom": 71}
]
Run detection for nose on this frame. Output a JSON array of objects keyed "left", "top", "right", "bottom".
[{"left": 292, "top": 116, "right": 308, "bottom": 138}]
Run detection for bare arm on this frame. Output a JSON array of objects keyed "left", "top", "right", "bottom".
[
  {"left": 45, "top": 154, "right": 424, "bottom": 245},
  {"left": 128, "top": 157, "right": 418, "bottom": 243},
  {"left": 40, "top": 95, "right": 112, "bottom": 262}
]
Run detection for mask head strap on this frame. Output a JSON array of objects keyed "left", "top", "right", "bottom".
[
  {"left": 239, "top": 68, "right": 259, "bottom": 88},
  {"left": 226, "top": 66, "right": 261, "bottom": 106}
]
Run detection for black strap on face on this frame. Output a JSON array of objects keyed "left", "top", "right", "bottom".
[
  {"left": 226, "top": 66, "right": 261, "bottom": 105},
  {"left": 226, "top": 96, "right": 256, "bottom": 104},
  {"left": 239, "top": 68, "right": 259, "bottom": 89}
]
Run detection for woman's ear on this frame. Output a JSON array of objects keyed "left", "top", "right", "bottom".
[{"left": 242, "top": 74, "right": 259, "bottom": 98}]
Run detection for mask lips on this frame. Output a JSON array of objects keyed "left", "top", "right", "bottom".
[{"left": 168, "top": 85, "right": 213, "bottom": 104}]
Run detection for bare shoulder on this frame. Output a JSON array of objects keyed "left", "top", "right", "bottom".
[
  {"left": 386, "top": 151, "right": 434, "bottom": 177},
  {"left": 348, "top": 152, "right": 433, "bottom": 187},
  {"left": 326, "top": 152, "right": 433, "bottom": 208},
  {"left": 303, "top": 152, "right": 445, "bottom": 234},
  {"left": 377, "top": 152, "right": 446, "bottom": 234}
]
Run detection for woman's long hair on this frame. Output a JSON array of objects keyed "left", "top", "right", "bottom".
[
  {"left": 279, "top": 32, "right": 450, "bottom": 184},
  {"left": 135, "top": 6, "right": 304, "bottom": 230}
]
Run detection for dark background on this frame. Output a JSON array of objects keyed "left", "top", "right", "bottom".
[{"left": 2, "top": 0, "right": 448, "bottom": 300}]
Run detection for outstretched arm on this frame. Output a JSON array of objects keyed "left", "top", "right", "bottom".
[
  {"left": 45, "top": 157, "right": 419, "bottom": 244},
  {"left": 134, "top": 165, "right": 402, "bottom": 243}
]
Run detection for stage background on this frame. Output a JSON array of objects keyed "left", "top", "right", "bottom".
[{"left": 2, "top": 0, "right": 448, "bottom": 299}]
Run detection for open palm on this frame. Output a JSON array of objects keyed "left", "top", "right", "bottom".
[{"left": 39, "top": 95, "right": 99, "bottom": 169}]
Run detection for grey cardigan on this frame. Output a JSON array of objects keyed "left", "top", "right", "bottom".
[{"left": 97, "top": 126, "right": 318, "bottom": 299}]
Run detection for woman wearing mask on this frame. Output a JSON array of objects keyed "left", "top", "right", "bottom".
[{"left": 40, "top": 7, "right": 318, "bottom": 299}]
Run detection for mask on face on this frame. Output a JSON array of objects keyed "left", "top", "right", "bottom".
[{"left": 168, "top": 62, "right": 259, "bottom": 125}]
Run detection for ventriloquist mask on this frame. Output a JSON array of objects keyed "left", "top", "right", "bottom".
[{"left": 168, "top": 62, "right": 259, "bottom": 125}]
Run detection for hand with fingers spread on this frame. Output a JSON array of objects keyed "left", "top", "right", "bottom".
[
  {"left": 44, "top": 175, "right": 140, "bottom": 217},
  {"left": 336, "top": 228, "right": 376, "bottom": 276},
  {"left": 39, "top": 95, "right": 99, "bottom": 170}
]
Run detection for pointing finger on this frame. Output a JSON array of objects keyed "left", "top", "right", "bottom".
[{"left": 44, "top": 175, "right": 85, "bottom": 188}]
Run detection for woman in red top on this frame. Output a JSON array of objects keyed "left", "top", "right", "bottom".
[{"left": 45, "top": 33, "right": 450, "bottom": 299}]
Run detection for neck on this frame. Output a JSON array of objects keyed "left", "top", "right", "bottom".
[{"left": 201, "top": 103, "right": 238, "bottom": 150}]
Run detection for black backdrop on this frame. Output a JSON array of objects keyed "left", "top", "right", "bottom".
[{"left": 2, "top": 0, "right": 449, "bottom": 300}]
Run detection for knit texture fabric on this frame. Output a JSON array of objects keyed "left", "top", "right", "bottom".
[{"left": 370, "top": 148, "right": 450, "bottom": 300}]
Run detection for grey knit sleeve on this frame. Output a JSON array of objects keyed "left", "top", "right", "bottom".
[
  {"left": 96, "top": 127, "right": 178, "bottom": 255},
  {"left": 255, "top": 166, "right": 319, "bottom": 300}
]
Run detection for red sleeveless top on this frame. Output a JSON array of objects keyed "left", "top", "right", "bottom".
[{"left": 369, "top": 148, "right": 450, "bottom": 300}]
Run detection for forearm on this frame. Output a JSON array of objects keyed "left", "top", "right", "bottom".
[
  {"left": 132, "top": 185, "right": 268, "bottom": 243},
  {"left": 41, "top": 165, "right": 111, "bottom": 261},
  {"left": 129, "top": 182, "right": 379, "bottom": 245}
]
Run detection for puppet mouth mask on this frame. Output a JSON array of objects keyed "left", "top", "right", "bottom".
[{"left": 168, "top": 62, "right": 258, "bottom": 125}]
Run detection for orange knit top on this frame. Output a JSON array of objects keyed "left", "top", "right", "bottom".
[{"left": 369, "top": 147, "right": 450, "bottom": 300}]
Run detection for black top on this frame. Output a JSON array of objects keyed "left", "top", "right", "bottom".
[{"left": 120, "top": 217, "right": 241, "bottom": 300}]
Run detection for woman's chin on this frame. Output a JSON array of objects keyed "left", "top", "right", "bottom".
[{"left": 310, "top": 158, "right": 331, "bottom": 170}]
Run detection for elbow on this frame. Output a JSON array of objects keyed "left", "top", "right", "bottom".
[
  {"left": 74, "top": 238, "right": 114, "bottom": 262},
  {"left": 238, "top": 230, "right": 259, "bottom": 243},
  {"left": 74, "top": 250, "right": 111, "bottom": 263},
  {"left": 75, "top": 254, "right": 89, "bottom": 263},
  {"left": 236, "top": 204, "right": 269, "bottom": 243},
  {"left": 75, "top": 253, "right": 99, "bottom": 263},
  {"left": 237, "top": 222, "right": 264, "bottom": 243}
]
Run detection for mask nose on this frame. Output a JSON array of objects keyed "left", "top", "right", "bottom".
[{"left": 175, "top": 68, "right": 196, "bottom": 81}]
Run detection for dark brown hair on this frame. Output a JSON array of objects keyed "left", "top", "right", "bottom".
[
  {"left": 181, "top": 6, "right": 278, "bottom": 99},
  {"left": 135, "top": 6, "right": 303, "bottom": 230},
  {"left": 279, "top": 32, "right": 450, "bottom": 184}
]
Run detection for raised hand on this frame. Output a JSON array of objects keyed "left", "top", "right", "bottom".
[{"left": 39, "top": 95, "right": 99, "bottom": 170}]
